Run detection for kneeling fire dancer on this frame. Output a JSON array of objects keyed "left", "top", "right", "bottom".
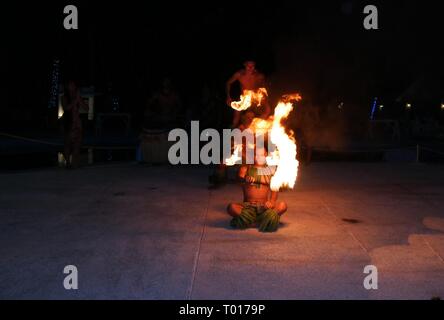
[{"left": 227, "top": 146, "right": 287, "bottom": 232}]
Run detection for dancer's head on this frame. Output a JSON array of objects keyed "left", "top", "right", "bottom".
[{"left": 243, "top": 60, "right": 256, "bottom": 73}]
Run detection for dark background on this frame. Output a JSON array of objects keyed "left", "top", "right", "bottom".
[{"left": 5, "top": 0, "right": 444, "bottom": 131}]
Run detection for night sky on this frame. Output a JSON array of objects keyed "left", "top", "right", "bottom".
[{"left": 5, "top": 0, "right": 444, "bottom": 129}]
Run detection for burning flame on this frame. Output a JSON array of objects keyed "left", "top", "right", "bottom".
[
  {"left": 231, "top": 88, "right": 268, "bottom": 111},
  {"left": 267, "top": 100, "right": 298, "bottom": 191},
  {"left": 226, "top": 89, "right": 302, "bottom": 192}
]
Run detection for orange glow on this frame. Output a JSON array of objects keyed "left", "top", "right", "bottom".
[
  {"left": 231, "top": 88, "right": 268, "bottom": 111},
  {"left": 226, "top": 90, "right": 302, "bottom": 191},
  {"left": 266, "top": 100, "right": 299, "bottom": 191}
]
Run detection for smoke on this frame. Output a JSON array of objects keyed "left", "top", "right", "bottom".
[{"left": 268, "top": 35, "right": 372, "bottom": 151}]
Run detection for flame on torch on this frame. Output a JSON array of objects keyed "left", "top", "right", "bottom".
[
  {"left": 231, "top": 88, "right": 268, "bottom": 111},
  {"left": 267, "top": 100, "right": 298, "bottom": 191},
  {"left": 267, "top": 93, "right": 301, "bottom": 191}
]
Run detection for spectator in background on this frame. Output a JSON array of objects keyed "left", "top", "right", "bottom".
[
  {"left": 199, "top": 83, "right": 223, "bottom": 129},
  {"left": 144, "top": 78, "right": 182, "bottom": 130},
  {"left": 61, "top": 80, "right": 88, "bottom": 169}
]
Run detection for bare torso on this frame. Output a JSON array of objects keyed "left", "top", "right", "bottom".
[
  {"left": 242, "top": 183, "right": 270, "bottom": 204},
  {"left": 62, "top": 96, "right": 82, "bottom": 130},
  {"left": 239, "top": 165, "right": 270, "bottom": 204},
  {"left": 226, "top": 68, "right": 269, "bottom": 127},
  {"left": 238, "top": 70, "right": 265, "bottom": 91}
]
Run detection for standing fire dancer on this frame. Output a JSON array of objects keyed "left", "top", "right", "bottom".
[
  {"left": 209, "top": 61, "right": 271, "bottom": 187},
  {"left": 226, "top": 60, "right": 271, "bottom": 128},
  {"left": 61, "top": 80, "right": 89, "bottom": 169}
]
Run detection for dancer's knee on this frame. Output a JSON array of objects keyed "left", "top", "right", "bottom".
[
  {"left": 276, "top": 201, "right": 287, "bottom": 216},
  {"left": 227, "top": 203, "right": 242, "bottom": 217}
]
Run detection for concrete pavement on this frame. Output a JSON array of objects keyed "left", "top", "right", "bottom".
[{"left": 1, "top": 163, "right": 444, "bottom": 299}]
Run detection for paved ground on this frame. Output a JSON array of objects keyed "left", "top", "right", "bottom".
[{"left": 1, "top": 162, "right": 444, "bottom": 299}]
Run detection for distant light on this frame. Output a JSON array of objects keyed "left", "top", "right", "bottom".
[
  {"left": 58, "top": 106, "right": 64, "bottom": 119},
  {"left": 441, "top": 103, "right": 444, "bottom": 110},
  {"left": 379, "top": 105, "right": 384, "bottom": 110},
  {"left": 57, "top": 152, "right": 65, "bottom": 167},
  {"left": 58, "top": 95, "right": 64, "bottom": 119},
  {"left": 406, "top": 103, "right": 412, "bottom": 109}
]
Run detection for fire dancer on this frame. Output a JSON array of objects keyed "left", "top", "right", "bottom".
[
  {"left": 227, "top": 146, "right": 287, "bottom": 232},
  {"left": 226, "top": 60, "right": 271, "bottom": 128},
  {"left": 61, "top": 80, "right": 88, "bottom": 169},
  {"left": 209, "top": 61, "right": 271, "bottom": 186}
]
